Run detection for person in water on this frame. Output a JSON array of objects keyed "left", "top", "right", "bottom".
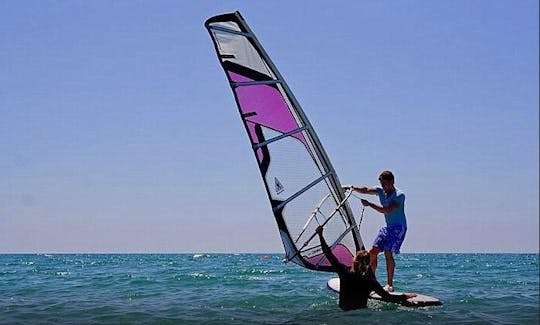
[
  {"left": 316, "top": 226, "right": 414, "bottom": 311},
  {"left": 352, "top": 170, "right": 407, "bottom": 292}
]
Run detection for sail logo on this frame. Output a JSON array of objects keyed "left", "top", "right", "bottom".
[{"left": 274, "top": 177, "right": 284, "bottom": 194}]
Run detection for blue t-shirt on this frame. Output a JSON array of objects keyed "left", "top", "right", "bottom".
[{"left": 376, "top": 187, "right": 407, "bottom": 227}]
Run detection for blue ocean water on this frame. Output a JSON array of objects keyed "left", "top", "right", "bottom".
[{"left": 0, "top": 253, "right": 537, "bottom": 324}]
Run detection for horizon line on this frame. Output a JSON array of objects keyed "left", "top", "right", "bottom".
[{"left": 0, "top": 251, "right": 538, "bottom": 255}]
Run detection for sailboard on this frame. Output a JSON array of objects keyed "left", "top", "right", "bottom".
[
  {"left": 205, "top": 11, "right": 364, "bottom": 271},
  {"left": 327, "top": 277, "right": 442, "bottom": 307}
]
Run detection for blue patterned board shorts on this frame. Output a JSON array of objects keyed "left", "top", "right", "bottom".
[{"left": 372, "top": 225, "right": 407, "bottom": 254}]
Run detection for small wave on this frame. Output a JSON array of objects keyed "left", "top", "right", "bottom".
[
  {"left": 189, "top": 272, "right": 214, "bottom": 279},
  {"left": 192, "top": 254, "right": 210, "bottom": 260}
]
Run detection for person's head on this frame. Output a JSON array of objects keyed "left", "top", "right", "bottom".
[
  {"left": 351, "top": 250, "right": 371, "bottom": 274},
  {"left": 378, "top": 170, "right": 395, "bottom": 192}
]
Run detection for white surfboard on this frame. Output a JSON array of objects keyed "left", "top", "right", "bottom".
[{"left": 327, "top": 277, "right": 442, "bottom": 307}]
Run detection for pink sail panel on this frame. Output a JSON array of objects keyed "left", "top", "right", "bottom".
[
  {"left": 306, "top": 244, "right": 355, "bottom": 268},
  {"left": 228, "top": 71, "right": 311, "bottom": 162}
]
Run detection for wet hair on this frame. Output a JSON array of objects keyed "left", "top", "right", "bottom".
[
  {"left": 351, "top": 250, "right": 371, "bottom": 274},
  {"left": 379, "top": 170, "right": 395, "bottom": 183}
]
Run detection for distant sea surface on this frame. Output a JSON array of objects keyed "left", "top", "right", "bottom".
[{"left": 1, "top": 253, "right": 538, "bottom": 324}]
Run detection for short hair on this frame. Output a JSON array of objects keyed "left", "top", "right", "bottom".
[{"left": 379, "top": 170, "right": 394, "bottom": 182}]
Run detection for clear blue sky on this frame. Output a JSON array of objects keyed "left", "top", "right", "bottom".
[{"left": 1, "top": 1, "right": 538, "bottom": 253}]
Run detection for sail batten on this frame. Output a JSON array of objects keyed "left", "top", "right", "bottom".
[
  {"left": 253, "top": 126, "right": 309, "bottom": 149},
  {"left": 272, "top": 172, "right": 333, "bottom": 213},
  {"left": 233, "top": 80, "right": 282, "bottom": 87},
  {"left": 206, "top": 11, "right": 364, "bottom": 271}
]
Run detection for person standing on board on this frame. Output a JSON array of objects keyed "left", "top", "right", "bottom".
[
  {"left": 352, "top": 170, "right": 407, "bottom": 292},
  {"left": 316, "top": 226, "right": 413, "bottom": 310}
]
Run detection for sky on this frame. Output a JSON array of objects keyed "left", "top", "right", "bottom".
[{"left": 1, "top": 1, "right": 538, "bottom": 253}]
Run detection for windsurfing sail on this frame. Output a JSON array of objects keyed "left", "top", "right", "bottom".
[{"left": 205, "top": 11, "right": 364, "bottom": 271}]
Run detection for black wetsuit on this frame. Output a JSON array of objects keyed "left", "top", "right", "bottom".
[{"left": 320, "top": 235, "right": 406, "bottom": 311}]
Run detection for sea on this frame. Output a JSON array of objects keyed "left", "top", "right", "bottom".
[{"left": 0, "top": 253, "right": 537, "bottom": 324}]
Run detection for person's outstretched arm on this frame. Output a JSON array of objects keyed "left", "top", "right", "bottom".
[
  {"left": 369, "top": 278, "right": 415, "bottom": 303},
  {"left": 316, "top": 226, "right": 347, "bottom": 273},
  {"left": 361, "top": 199, "right": 399, "bottom": 214},
  {"left": 352, "top": 186, "right": 378, "bottom": 195}
]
